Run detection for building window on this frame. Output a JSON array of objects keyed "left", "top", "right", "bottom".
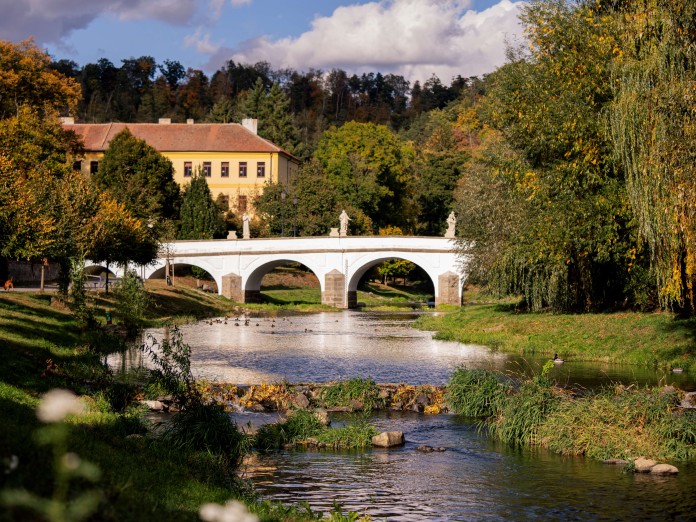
[
  {"left": 184, "top": 161, "right": 192, "bottom": 177},
  {"left": 73, "top": 160, "right": 82, "bottom": 172},
  {"left": 221, "top": 161, "right": 229, "bottom": 177},
  {"left": 237, "top": 195, "right": 248, "bottom": 213},
  {"left": 90, "top": 161, "right": 99, "bottom": 174},
  {"left": 203, "top": 161, "right": 212, "bottom": 177},
  {"left": 257, "top": 162, "right": 266, "bottom": 177},
  {"left": 239, "top": 162, "right": 247, "bottom": 177}
]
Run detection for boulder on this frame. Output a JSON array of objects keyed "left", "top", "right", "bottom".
[
  {"left": 141, "top": 400, "right": 166, "bottom": 412},
  {"left": 348, "top": 399, "right": 364, "bottom": 411},
  {"left": 293, "top": 392, "right": 310, "bottom": 409},
  {"left": 602, "top": 458, "right": 628, "bottom": 465},
  {"left": 681, "top": 392, "right": 696, "bottom": 409},
  {"left": 650, "top": 464, "right": 679, "bottom": 475},
  {"left": 634, "top": 457, "right": 658, "bottom": 473},
  {"left": 372, "top": 431, "right": 405, "bottom": 448}
]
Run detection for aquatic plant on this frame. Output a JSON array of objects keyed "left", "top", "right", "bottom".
[
  {"left": 255, "top": 409, "right": 325, "bottom": 450},
  {"left": 445, "top": 367, "right": 509, "bottom": 417}
]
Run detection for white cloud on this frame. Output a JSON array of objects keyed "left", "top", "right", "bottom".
[
  {"left": 230, "top": 0, "right": 252, "bottom": 6},
  {"left": 185, "top": 28, "right": 222, "bottom": 55},
  {"left": 212, "top": 0, "right": 524, "bottom": 84},
  {"left": 1, "top": 0, "right": 198, "bottom": 44}
]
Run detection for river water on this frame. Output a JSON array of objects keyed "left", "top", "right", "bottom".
[{"left": 111, "top": 311, "right": 696, "bottom": 520}]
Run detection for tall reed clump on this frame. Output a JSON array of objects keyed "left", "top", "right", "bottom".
[
  {"left": 142, "top": 327, "right": 248, "bottom": 468},
  {"left": 538, "top": 385, "right": 696, "bottom": 461},
  {"left": 321, "top": 378, "right": 383, "bottom": 412},
  {"left": 445, "top": 367, "right": 509, "bottom": 417},
  {"left": 255, "top": 410, "right": 325, "bottom": 451},
  {"left": 486, "top": 361, "right": 561, "bottom": 447}
]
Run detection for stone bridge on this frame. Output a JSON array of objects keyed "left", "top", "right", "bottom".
[{"left": 99, "top": 236, "right": 467, "bottom": 308}]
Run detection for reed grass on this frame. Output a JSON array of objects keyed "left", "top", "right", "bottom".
[{"left": 445, "top": 368, "right": 509, "bottom": 417}]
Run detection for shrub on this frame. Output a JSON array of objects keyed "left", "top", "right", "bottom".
[
  {"left": 446, "top": 368, "right": 508, "bottom": 417},
  {"left": 255, "top": 410, "right": 325, "bottom": 451},
  {"left": 113, "top": 269, "right": 150, "bottom": 335}
]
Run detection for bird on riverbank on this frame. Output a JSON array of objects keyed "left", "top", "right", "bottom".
[{"left": 553, "top": 354, "right": 564, "bottom": 364}]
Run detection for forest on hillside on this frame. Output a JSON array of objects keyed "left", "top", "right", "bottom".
[{"left": 2, "top": 0, "right": 695, "bottom": 316}]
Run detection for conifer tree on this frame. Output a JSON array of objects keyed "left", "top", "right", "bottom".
[{"left": 178, "top": 168, "right": 226, "bottom": 239}]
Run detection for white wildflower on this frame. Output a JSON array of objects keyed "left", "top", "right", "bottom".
[
  {"left": 36, "top": 389, "right": 86, "bottom": 423},
  {"left": 199, "top": 500, "right": 259, "bottom": 522}
]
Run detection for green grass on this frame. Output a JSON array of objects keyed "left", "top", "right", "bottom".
[
  {"left": 254, "top": 410, "right": 377, "bottom": 451},
  {"left": 0, "top": 291, "right": 366, "bottom": 522},
  {"left": 447, "top": 366, "right": 696, "bottom": 462},
  {"left": 414, "top": 303, "right": 696, "bottom": 371},
  {"left": 321, "top": 378, "right": 383, "bottom": 412}
]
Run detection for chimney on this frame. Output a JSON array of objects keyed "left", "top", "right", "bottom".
[
  {"left": 242, "top": 118, "right": 258, "bottom": 135},
  {"left": 60, "top": 117, "right": 74, "bottom": 125},
  {"left": 187, "top": 119, "right": 194, "bottom": 125},
  {"left": 158, "top": 118, "right": 171, "bottom": 124}
]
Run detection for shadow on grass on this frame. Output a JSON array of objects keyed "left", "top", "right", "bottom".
[{"left": 258, "top": 293, "right": 319, "bottom": 306}]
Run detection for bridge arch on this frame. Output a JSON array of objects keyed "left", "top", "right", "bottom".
[
  {"left": 243, "top": 258, "right": 323, "bottom": 303},
  {"left": 347, "top": 253, "right": 438, "bottom": 308}
]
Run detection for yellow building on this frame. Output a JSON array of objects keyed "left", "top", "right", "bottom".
[{"left": 62, "top": 118, "right": 299, "bottom": 215}]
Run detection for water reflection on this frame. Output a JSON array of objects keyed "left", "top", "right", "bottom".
[
  {"left": 244, "top": 411, "right": 696, "bottom": 521},
  {"left": 110, "top": 310, "right": 694, "bottom": 390}
]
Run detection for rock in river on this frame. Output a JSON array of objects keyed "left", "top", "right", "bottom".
[{"left": 372, "top": 431, "right": 405, "bottom": 448}]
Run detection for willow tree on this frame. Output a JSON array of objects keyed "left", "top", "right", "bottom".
[
  {"left": 608, "top": 0, "right": 696, "bottom": 313},
  {"left": 457, "top": 0, "right": 646, "bottom": 311}
]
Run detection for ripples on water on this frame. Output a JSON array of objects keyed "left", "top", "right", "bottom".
[
  {"left": 245, "top": 410, "right": 696, "bottom": 521},
  {"left": 110, "top": 311, "right": 696, "bottom": 520}
]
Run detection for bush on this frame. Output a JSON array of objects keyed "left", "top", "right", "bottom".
[
  {"left": 113, "top": 269, "right": 150, "bottom": 335},
  {"left": 446, "top": 368, "right": 508, "bottom": 417},
  {"left": 255, "top": 410, "right": 325, "bottom": 451}
]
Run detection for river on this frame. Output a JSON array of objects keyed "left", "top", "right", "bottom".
[{"left": 110, "top": 311, "right": 696, "bottom": 520}]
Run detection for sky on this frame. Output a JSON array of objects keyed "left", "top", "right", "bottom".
[{"left": 2, "top": 0, "right": 526, "bottom": 85}]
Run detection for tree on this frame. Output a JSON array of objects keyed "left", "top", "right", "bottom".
[
  {"left": 314, "top": 121, "right": 415, "bottom": 231},
  {"left": 94, "top": 128, "right": 181, "bottom": 233},
  {"left": 178, "top": 169, "right": 226, "bottom": 239},
  {"left": 0, "top": 39, "right": 81, "bottom": 118},
  {"left": 454, "top": 0, "right": 646, "bottom": 312},
  {"left": 608, "top": 0, "right": 696, "bottom": 313}
]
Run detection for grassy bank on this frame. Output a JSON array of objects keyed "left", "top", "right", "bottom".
[
  {"left": 446, "top": 366, "right": 696, "bottom": 462},
  {"left": 0, "top": 291, "right": 369, "bottom": 522},
  {"left": 415, "top": 301, "right": 696, "bottom": 372}
]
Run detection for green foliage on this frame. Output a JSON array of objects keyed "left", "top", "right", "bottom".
[
  {"left": 321, "top": 378, "right": 382, "bottom": 413},
  {"left": 454, "top": 0, "right": 649, "bottom": 312},
  {"left": 113, "top": 269, "right": 150, "bottom": 335},
  {"left": 315, "top": 419, "right": 377, "bottom": 449},
  {"left": 608, "top": 0, "right": 696, "bottom": 312},
  {"left": 445, "top": 368, "right": 508, "bottom": 417},
  {"left": 487, "top": 371, "right": 561, "bottom": 447},
  {"left": 68, "top": 258, "right": 96, "bottom": 329},
  {"left": 314, "top": 121, "right": 415, "bottom": 231},
  {"left": 178, "top": 168, "right": 226, "bottom": 239},
  {"left": 94, "top": 128, "right": 181, "bottom": 226},
  {"left": 255, "top": 410, "right": 377, "bottom": 451},
  {"left": 255, "top": 409, "right": 325, "bottom": 451}
]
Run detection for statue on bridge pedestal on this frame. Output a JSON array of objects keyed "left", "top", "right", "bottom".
[
  {"left": 445, "top": 211, "right": 456, "bottom": 238},
  {"left": 243, "top": 213, "right": 250, "bottom": 239},
  {"left": 339, "top": 210, "right": 350, "bottom": 237}
]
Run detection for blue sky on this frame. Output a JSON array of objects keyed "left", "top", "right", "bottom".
[{"left": 3, "top": 0, "right": 525, "bottom": 84}]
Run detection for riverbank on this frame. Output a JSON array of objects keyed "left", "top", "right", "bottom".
[
  {"left": 414, "top": 300, "right": 696, "bottom": 373},
  {"left": 0, "top": 291, "right": 369, "bottom": 522}
]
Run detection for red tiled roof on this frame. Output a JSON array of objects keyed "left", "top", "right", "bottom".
[{"left": 63, "top": 122, "right": 298, "bottom": 161}]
